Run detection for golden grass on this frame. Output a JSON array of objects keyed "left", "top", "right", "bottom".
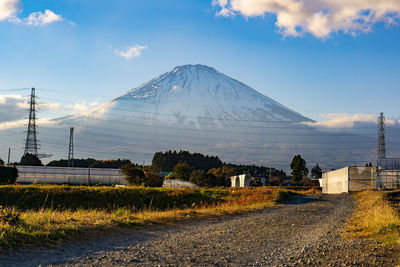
[
  {"left": 0, "top": 187, "right": 301, "bottom": 247},
  {"left": 344, "top": 190, "right": 400, "bottom": 244}
]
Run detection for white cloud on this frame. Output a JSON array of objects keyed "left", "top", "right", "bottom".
[
  {"left": 39, "top": 102, "right": 60, "bottom": 110},
  {"left": 15, "top": 101, "right": 60, "bottom": 110},
  {"left": 303, "top": 113, "right": 396, "bottom": 128},
  {"left": 0, "top": 94, "right": 61, "bottom": 125},
  {"left": 0, "top": 0, "right": 65, "bottom": 26},
  {"left": 66, "top": 101, "right": 115, "bottom": 120},
  {"left": 0, "top": 0, "right": 21, "bottom": 21},
  {"left": 0, "top": 118, "right": 56, "bottom": 131},
  {"left": 24, "top": 9, "right": 63, "bottom": 26},
  {"left": 0, "top": 94, "right": 23, "bottom": 104},
  {"left": 212, "top": 0, "right": 234, "bottom": 16},
  {"left": 0, "top": 0, "right": 20, "bottom": 21},
  {"left": 69, "top": 101, "right": 99, "bottom": 114},
  {"left": 213, "top": 0, "right": 400, "bottom": 38},
  {"left": 114, "top": 45, "right": 148, "bottom": 60}
]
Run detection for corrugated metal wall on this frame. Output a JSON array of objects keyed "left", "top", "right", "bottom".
[{"left": 16, "top": 166, "right": 127, "bottom": 185}]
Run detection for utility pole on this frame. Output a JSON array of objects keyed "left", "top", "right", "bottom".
[
  {"left": 68, "top": 127, "right": 74, "bottom": 167},
  {"left": 7, "top": 148, "right": 10, "bottom": 165},
  {"left": 24, "top": 88, "right": 39, "bottom": 156},
  {"left": 378, "top": 112, "right": 386, "bottom": 160}
]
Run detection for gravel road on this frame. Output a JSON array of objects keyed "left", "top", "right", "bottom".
[{"left": 1, "top": 194, "right": 399, "bottom": 266}]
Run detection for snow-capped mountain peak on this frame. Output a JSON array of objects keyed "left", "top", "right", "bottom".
[{"left": 110, "top": 64, "right": 311, "bottom": 125}]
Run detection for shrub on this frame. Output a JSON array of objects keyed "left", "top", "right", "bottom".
[
  {"left": 190, "top": 169, "right": 212, "bottom": 187},
  {"left": 145, "top": 173, "right": 163, "bottom": 187},
  {"left": 249, "top": 177, "right": 263, "bottom": 187},
  {"left": 207, "top": 166, "right": 235, "bottom": 186},
  {"left": 0, "top": 166, "right": 18, "bottom": 185},
  {"left": 173, "top": 163, "right": 193, "bottom": 181},
  {"left": 164, "top": 173, "right": 176, "bottom": 180},
  {"left": 0, "top": 206, "right": 21, "bottom": 226},
  {"left": 121, "top": 164, "right": 146, "bottom": 186},
  {"left": 0, "top": 185, "right": 225, "bottom": 211}
]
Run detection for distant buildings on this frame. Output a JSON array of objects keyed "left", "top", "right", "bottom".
[{"left": 230, "top": 174, "right": 267, "bottom": 187}]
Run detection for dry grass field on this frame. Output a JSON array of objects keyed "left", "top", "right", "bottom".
[
  {"left": 345, "top": 190, "right": 400, "bottom": 245},
  {"left": 0, "top": 185, "right": 319, "bottom": 247}
]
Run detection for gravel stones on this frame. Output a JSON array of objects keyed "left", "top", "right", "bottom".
[{"left": 0, "top": 194, "right": 398, "bottom": 266}]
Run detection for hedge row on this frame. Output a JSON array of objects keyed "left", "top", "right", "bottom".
[{"left": 0, "top": 185, "right": 230, "bottom": 211}]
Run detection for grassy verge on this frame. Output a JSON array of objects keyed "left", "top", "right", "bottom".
[
  {"left": 344, "top": 190, "right": 400, "bottom": 244},
  {"left": 0, "top": 185, "right": 317, "bottom": 247}
]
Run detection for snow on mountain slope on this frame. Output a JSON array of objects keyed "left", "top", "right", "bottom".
[
  {"left": 97, "top": 64, "right": 312, "bottom": 127},
  {"left": 50, "top": 64, "right": 382, "bottom": 169}
]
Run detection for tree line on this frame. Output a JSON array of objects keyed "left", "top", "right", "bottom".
[
  {"left": 0, "top": 151, "right": 322, "bottom": 187},
  {"left": 152, "top": 150, "right": 223, "bottom": 171},
  {"left": 13, "top": 154, "right": 132, "bottom": 169},
  {"left": 47, "top": 158, "right": 132, "bottom": 169},
  {"left": 123, "top": 150, "right": 294, "bottom": 187}
]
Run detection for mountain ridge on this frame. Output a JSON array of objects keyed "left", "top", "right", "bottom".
[{"left": 99, "top": 64, "right": 313, "bottom": 127}]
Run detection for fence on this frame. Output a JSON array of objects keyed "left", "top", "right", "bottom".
[
  {"left": 348, "top": 166, "right": 376, "bottom": 191},
  {"left": 376, "top": 158, "right": 400, "bottom": 189},
  {"left": 16, "top": 166, "right": 127, "bottom": 186}
]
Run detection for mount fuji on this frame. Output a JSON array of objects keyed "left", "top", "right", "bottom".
[
  {"left": 110, "top": 64, "right": 311, "bottom": 125},
  {"left": 48, "top": 64, "right": 379, "bottom": 169}
]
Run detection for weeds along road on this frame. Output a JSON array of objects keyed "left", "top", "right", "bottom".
[{"left": 1, "top": 194, "right": 399, "bottom": 266}]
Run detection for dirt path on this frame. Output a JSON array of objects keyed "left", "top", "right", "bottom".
[{"left": 0, "top": 194, "right": 398, "bottom": 266}]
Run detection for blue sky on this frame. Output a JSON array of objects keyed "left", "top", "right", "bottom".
[{"left": 1, "top": 0, "right": 400, "bottom": 124}]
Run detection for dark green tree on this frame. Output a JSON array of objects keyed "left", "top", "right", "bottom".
[
  {"left": 20, "top": 153, "right": 42, "bottom": 166},
  {"left": 290, "top": 155, "right": 308, "bottom": 183},
  {"left": 190, "top": 169, "right": 212, "bottom": 187},
  {"left": 0, "top": 158, "right": 4, "bottom": 165},
  {"left": 121, "top": 164, "right": 145, "bottom": 186},
  {"left": 173, "top": 162, "right": 193, "bottom": 181},
  {"left": 311, "top": 164, "right": 322, "bottom": 179},
  {"left": 0, "top": 166, "right": 18, "bottom": 184},
  {"left": 207, "top": 166, "right": 236, "bottom": 186},
  {"left": 144, "top": 172, "right": 163, "bottom": 187}
]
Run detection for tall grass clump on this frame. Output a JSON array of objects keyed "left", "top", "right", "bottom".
[{"left": 345, "top": 190, "right": 400, "bottom": 243}]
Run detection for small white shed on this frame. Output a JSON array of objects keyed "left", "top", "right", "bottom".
[{"left": 230, "top": 174, "right": 251, "bottom": 187}]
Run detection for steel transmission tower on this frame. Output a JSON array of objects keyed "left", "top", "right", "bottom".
[
  {"left": 23, "top": 88, "right": 39, "bottom": 156},
  {"left": 68, "top": 127, "right": 74, "bottom": 167},
  {"left": 378, "top": 112, "right": 386, "bottom": 160}
]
